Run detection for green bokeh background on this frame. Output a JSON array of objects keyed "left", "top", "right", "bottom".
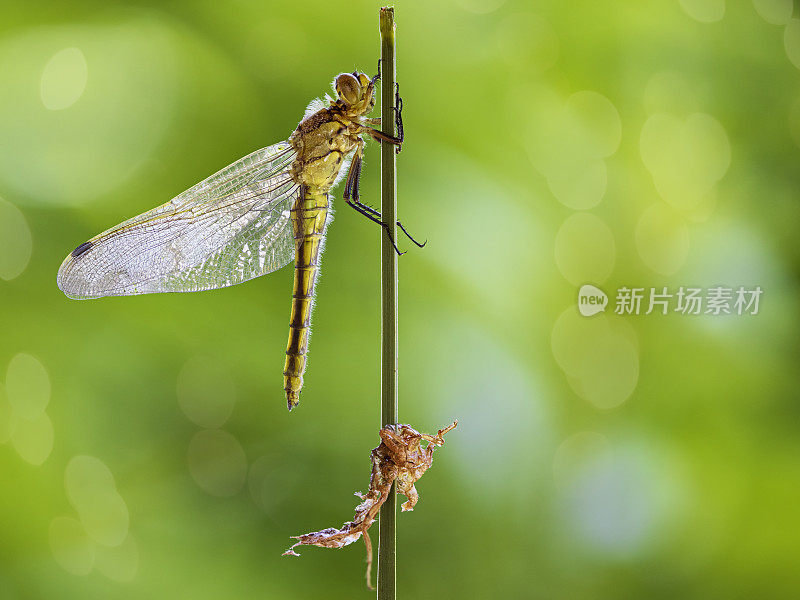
[{"left": 2, "top": 0, "right": 800, "bottom": 598}]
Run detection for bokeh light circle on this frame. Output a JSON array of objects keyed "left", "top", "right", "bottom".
[
  {"left": 552, "top": 308, "right": 614, "bottom": 379},
  {"left": 248, "top": 455, "right": 280, "bottom": 513},
  {"left": 547, "top": 159, "right": 607, "bottom": 210},
  {"left": 640, "top": 112, "right": 730, "bottom": 210},
  {"left": 40, "top": 47, "right": 88, "bottom": 110},
  {"left": 65, "top": 455, "right": 116, "bottom": 510},
  {"left": 0, "top": 16, "right": 178, "bottom": 206},
  {"left": 5, "top": 352, "right": 50, "bottom": 420},
  {"left": 248, "top": 454, "right": 303, "bottom": 516},
  {"left": 578, "top": 333, "right": 640, "bottom": 409},
  {"left": 95, "top": 534, "right": 139, "bottom": 582},
  {"left": 530, "top": 90, "right": 621, "bottom": 181},
  {"left": 187, "top": 429, "right": 248, "bottom": 497},
  {"left": 0, "top": 197, "right": 33, "bottom": 281},
  {"left": 635, "top": 203, "right": 691, "bottom": 275},
  {"left": 551, "top": 309, "right": 639, "bottom": 409},
  {"left": 10, "top": 412, "right": 54, "bottom": 465},
  {"left": 554, "top": 213, "right": 616, "bottom": 285},
  {"left": 752, "top": 0, "right": 793, "bottom": 25},
  {"left": 679, "top": 0, "right": 725, "bottom": 23},
  {"left": 785, "top": 20, "right": 800, "bottom": 70},
  {"left": 525, "top": 92, "right": 567, "bottom": 178},
  {"left": 77, "top": 487, "right": 130, "bottom": 547},
  {"left": 176, "top": 356, "right": 236, "bottom": 429},
  {"left": 49, "top": 516, "right": 95, "bottom": 576},
  {"left": 63, "top": 455, "right": 129, "bottom": 547},
  {"left": 563, "top": 91, "right": 622, "bottom": 159},
  {"left": 527, "top": 90, "right": 619, "bottom": 209},
  {"left": 558, "top": 435, "right": 677, "bottom": 555}
]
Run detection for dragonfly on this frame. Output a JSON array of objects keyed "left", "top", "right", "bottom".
[{"left": 57, "top": 66, "right": 422, "bottom": 411}]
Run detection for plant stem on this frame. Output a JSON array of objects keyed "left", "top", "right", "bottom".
[{"left": 378, "top": 6, "right": 398, "bottom": 600}]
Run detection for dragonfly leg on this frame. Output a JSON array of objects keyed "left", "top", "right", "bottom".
[
  {"left": 360, "top": 126, "right": 402, "bottom": 147},
  {"left": 369, "top": 59, "right": 403, "bottom": 152},
  {"left": 347, "top": 157, "right": 425, "bottom": 249},
  {"left": 347, "top": 198, "right": 426, "bottom": 249},
  {"left": 393, "top": 83, "right": 403, "bottom": 154},
  {"left": 396, "top": 220, "right": 426, "bottom": 248},
  {"left": 371, "top": 59, "right": 381, "bottom": 87},
  {"left": 360, "top": 84, "right": 404, "bottom": 150},
  {"left": 343, "top": 140, "right": 364, "bottom": 201},
  {"left": 347, "top": 199, "right": 405, "bottom": 256},
  {"left": 343, "top": 142, "right": 405, "bottom": 254}
]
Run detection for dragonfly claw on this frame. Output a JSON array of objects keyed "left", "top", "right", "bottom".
[{"left": 372, "top": 58, "right": 381, "bottom": 85}]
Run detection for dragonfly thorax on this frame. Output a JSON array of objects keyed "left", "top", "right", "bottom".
[{"left": 290, "top": 74, "right": 378, "bottom": 192}]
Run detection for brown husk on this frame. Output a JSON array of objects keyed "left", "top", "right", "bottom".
[{"left": 282, "top": 421, "right": 457, "bottom": 588}]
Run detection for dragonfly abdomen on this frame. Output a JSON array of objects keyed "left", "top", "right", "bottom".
[{"left": 284, "top": 186, "right": 330, "bottom": 410}]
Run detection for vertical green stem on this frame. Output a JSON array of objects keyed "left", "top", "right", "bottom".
[{"left": 378, "top": 6, "right": 397, "bottom": 600}]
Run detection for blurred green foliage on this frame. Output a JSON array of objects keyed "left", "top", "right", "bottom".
[{"left": 1, "top": 0, "right": 800, "bottom": 598}]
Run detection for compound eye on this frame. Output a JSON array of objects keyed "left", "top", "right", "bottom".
[{"left": 335, "top": 73, "right": 361, "bottom": 104}]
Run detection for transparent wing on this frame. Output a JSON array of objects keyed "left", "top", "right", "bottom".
[{"left": 58, "top": 141, "right": 299, "bottom": 299}]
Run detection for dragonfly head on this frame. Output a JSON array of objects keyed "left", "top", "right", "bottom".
[{"left": 333, "top": 72, "right": 376, "bottom": 116}]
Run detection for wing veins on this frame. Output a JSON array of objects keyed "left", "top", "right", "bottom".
[{"left": 58, "top": 140, "right": 301, "bottom": 298}]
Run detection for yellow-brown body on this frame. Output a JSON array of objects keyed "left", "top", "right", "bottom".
[
  {"left": 282, "top": 70, "right": 403, "bottom": 410},
  {"left": 283, "top": 97, "right": 366, "bottom": 409}
]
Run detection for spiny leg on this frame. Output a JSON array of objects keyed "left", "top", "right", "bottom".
[
  {"left": 347, "top": 196, "right": 426, "bottom": 249},
  {"left": 347, "top": 139, "right": 425, "bottom": 249},
  {"left": 361, "top": 84, "right": 405, "bottom": 134},
  {"left": 371, "top": 57, "right": 403, "bottom": 152},
  {"left": 347, "top": 200, "right": 405, "bottom": 256},
  {"left": 360, "top": 125, "right": 402, "bottom": 146},
  {"left": 371, "top": 58, "right": 381, "bottom": 86},
  {"left": 343, "top": 141, "right": 405, "bottom": 256},
  {"left": 343, "top": 139, "right": 363, "bottom": 201},
  {"left": 358, "top": 82, "right": 403, "bottom": 148},
  {"left": 344, "top": 139, "right": 365, "bottom": 205},
  {"left": 393, "top": 82, "right": 403, "bottom": 154}
]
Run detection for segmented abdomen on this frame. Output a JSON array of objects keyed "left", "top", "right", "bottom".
[{"left": 283, "top": 185, "right": 329, "bottom": 410}]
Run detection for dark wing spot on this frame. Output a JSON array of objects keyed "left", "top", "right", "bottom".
[{"left": 71, "top": 241, "right": 93, "bottom": 258}]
